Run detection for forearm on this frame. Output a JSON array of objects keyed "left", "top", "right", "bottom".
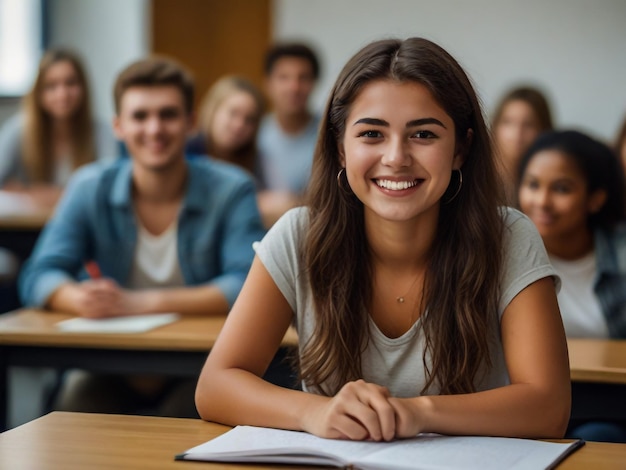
[
  {"left": 46, "top": 283, "right": 84, "bottom": 315},
  {"left": 196, "top": 365, "right": 325, "bottom": 431},
  {"left": 414, "top": 382, "right": 570, "bottom": 439},
  {"left": 137, "top": 284, "right": 230, "bottom": 316}
]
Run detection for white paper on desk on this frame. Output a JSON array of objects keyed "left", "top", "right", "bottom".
[{"left": 56, "top": 313, "right": 180, "bottom": 333}]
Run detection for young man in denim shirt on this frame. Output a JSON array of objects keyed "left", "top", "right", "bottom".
[{"left": 18, "top": 57, "right": 266, "bottom": 416}]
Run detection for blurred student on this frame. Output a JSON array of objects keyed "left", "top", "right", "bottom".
[
  {"left": 0, "top": 48, "right": 117, "bottom": 315},
  {"left": 196, "top": 37, "right": 570, "bottom": 440},
  {"left": 19, "top": 56, "right": 266, "bottom": 417},
  {"left": 0, "top": 48, "right": 117, "bottom": 206},
  {"left": 257, "top": 42, "right": 321, "bottom": 226},
  {"left": 492, "top": 86, "right": 553, "bottom": 203},
  {"left": 186, "top": 75, "right": 265, "bottom": 175},
  {"left": 518, "top": 130, "right": 626, "bottom": 442}
]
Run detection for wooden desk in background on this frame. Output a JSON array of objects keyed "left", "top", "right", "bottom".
[
  {"left": 0, "top": 190, "right": 50, "bottom": 231},
  {"left": 567, "top": 338, "right": 626, "bottom": 385},
  {"left": 0, "top": 190, "right": 50, "bottom": 286},
  {"left": 567, "top": 338, "right": 626, "bottom": 424},
  {"left": 1, "top": 412, "right": 625, "bottom": 469},
  {"left": 1, "top": 308, "right": 624, "bottom": 432},
  {"left": 0, "top": 309, "right": 298, "bottom": 431}
]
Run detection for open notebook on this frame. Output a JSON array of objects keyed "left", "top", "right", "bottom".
[
  {"left": 56, "top": 313, "right": 179, "bottom": 333},
  {"left": 176, "top": 425, "right": 584, "bottom": 470}
]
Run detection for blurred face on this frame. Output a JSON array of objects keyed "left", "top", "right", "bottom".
[
  {"left": 113, "top": 85, "right": 193, "bottom": 172},
  {"left": 494, "top": 100, "right": 542, "bottom": 168},
  {"left": 210, "top": 91, "right": 259, "bottom": 153},
  {"left": 341, "top": 80, "right": 463, "bottom": 225},
  {"left": 39, "top": 60, "right": 84, "bottom": 120},
  {"left": 519, "top": 150, "right": 600, "bottom": 243},
  {"left": 266, "top": 57, "right": 315, "bottom": 116}
]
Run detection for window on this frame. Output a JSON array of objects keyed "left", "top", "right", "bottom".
[{"left": 0, "top": 0, "right": 45, "bottom": 97}]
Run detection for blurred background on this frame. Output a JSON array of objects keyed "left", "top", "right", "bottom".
[{"left": 0, "top": 0, "right": 625, "bottom": 141}]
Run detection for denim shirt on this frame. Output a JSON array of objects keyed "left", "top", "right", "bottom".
[
  {"left": 594, "top": 223, "right": 626, "bottom": 338},
  {"left": 19, "top": 157, "right": 266, "bottom": 308}
]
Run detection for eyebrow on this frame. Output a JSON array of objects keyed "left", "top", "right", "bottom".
[{"left": 353, "top": 117, "right": 447, "bottom": 129}]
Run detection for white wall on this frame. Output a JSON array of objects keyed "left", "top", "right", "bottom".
[
  {"left": 47, "top": 0, "right": 150, "bottom": 123},
  {"left": 2, "top": 0, "right": 624, "bottom": 142},
  {"left": 273, "top": 0, "right": 626, "bottom": 142}
]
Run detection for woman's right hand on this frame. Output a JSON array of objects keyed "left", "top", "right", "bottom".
[{"left": 301, "top": 379, "right": 396, "bottom": 441}]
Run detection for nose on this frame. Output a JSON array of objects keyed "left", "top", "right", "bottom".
[
  {"left": 381, "top": 137, "right": 411, "bottom": 168},
  {"left": 535, "top": 187, "right": 552, "bottom": 208},
  {"left": 145, "top": 116, "right": 164, "bottom": 135}
]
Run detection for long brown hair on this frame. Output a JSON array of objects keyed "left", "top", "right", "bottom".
[
  {"left": 198, "top": 76, "right": 265, "bottom": 173},
  {"left": 301, "top": 38, "right": 505, "bottom": 396},
  {"left": 21, "top": 48, "right": 95, "bottom": 183}
]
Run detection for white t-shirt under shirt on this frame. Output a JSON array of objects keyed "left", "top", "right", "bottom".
[
  {"left": 256, "top": 207, "right": 558, "bottom": 397},
  {"left": 549, "top": 252, "right": 609, "bottom": 338},
  {"left": 127, "top": 221, "right": 185, "bottom": 289}
]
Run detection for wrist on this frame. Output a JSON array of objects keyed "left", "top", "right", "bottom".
[
  {"left": 297, "top": 393, "right": 328, "bottom": 434},
  {"left": 412, "top": 395, "right": 435, "bottom": 433}
]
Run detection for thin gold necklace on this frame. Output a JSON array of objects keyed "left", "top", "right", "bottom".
[{"left": 396, "top": 273, "right": 422, "bottom": 304}]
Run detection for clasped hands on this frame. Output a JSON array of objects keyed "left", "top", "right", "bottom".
[
  {"left": 303, "top": 379, "right": 425, "bottom": 441},
  {"left": 68, "top": 278, "right": 153, "bottom": 318}
]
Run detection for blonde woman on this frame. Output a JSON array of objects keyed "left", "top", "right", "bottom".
[
  {"left": 188, "top": 75, "right": 265, "bottom": 175},
  {"left": 0, "top": 48, "right": 116, "bottom": 207}
]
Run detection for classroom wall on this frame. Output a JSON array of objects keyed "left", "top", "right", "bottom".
[
  {"left": 47, "top": 0, "right": 150, "bottom": 123},
  {"left": 0, "top": 0, "right": 150, "bottom": 128},
  {"left": 273, "top": 0, "right": 626, "bottom": 142},
  {"left": 1, "top": 0, "right": 624, "bottom": 143}
]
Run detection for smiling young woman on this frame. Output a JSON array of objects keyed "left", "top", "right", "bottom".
[{"left": 195, "top": 37, "right": 570, "bottom": 441}]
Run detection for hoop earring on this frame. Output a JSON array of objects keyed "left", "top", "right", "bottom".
[
  {"left": 337, "top": 168, "right": 351, "bottom": 194},
  {"left": 337, "top": 168, "right": 345, "bottom": 186},
  {"left": 443, "top": 169, "right": 462, "bottom": 204}
]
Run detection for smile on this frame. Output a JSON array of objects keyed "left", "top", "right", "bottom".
[{"left": 374, "top": 179, "right": 420, "bottom": 191}]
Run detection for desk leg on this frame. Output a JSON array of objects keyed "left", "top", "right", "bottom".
[{"left": 0, "top": 346, "right": 7, "bottom": 431}]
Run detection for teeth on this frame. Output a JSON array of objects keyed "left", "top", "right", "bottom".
[{"left": 375, "top": 179, "right": 418, "bottom": 190}]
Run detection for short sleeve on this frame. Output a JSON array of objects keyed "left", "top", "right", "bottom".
[
  {"left": 255, "top": 207, "right": 308, "bottom": 312},
  {"left": 499, "top": 208, "right": 560, "bottom": 316}
]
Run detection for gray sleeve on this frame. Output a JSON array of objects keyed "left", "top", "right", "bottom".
[
  {"left": 499, "top": 208, "right": 560, "bottom": 316},
  {"left": 0, "top": 114, "right": 24, "bottom": 186},
  {"left": 255, "top": 207, "right": 307, "bottom": 312}
]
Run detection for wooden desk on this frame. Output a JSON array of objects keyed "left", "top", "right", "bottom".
[
  {"left": 567, "top": 338, "right": 626, "bottom": 423},
  {"left": 0, "top": 190, "right": 50, "bottom": 231},
  {"left": 0, "top": 412, "right": 624, "bottom": 469},
  {"left": 568, "top": 338, "right": 626, "bottom": 385},
  {"left": 0, "top": 309, "right": 298, "bottom": 431}
]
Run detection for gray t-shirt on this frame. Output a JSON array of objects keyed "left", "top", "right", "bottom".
[
  {"left": 256, "top": 206, "right": 558, "bottom": 397},
  {"left": 256, "top": 114, "right": 320, "bottom": 193}
]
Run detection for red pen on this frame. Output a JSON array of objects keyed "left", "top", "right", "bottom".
[{"left": 84, "top": 260, "right": 102, "bottom": 279}]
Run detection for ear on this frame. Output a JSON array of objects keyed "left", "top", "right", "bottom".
[
  {"left": 338, "top": 142, "right": 346, "bottom": 167},
  {"left": 112, "top": 115, "right": 124, "bottom": 140},
  {"left": 453, "top": 128, "right": 473, "bottom": 170},
  {"left": 588, "top": 189, "right": 607, "bottom": 214}
]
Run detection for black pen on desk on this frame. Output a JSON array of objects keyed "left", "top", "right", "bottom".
[{"left": 85, "top": 260, "right": 102, "bottom": 279}]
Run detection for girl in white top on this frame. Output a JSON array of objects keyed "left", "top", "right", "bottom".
[
  {"left": 518, "top": 130, "right": 626, "bottom": 339},
  {"left": 195, "top": 37, "right": 570, "bottom": 440},
  {"left": 518, "top": 130, "right": 626, "bottom": 443}
]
